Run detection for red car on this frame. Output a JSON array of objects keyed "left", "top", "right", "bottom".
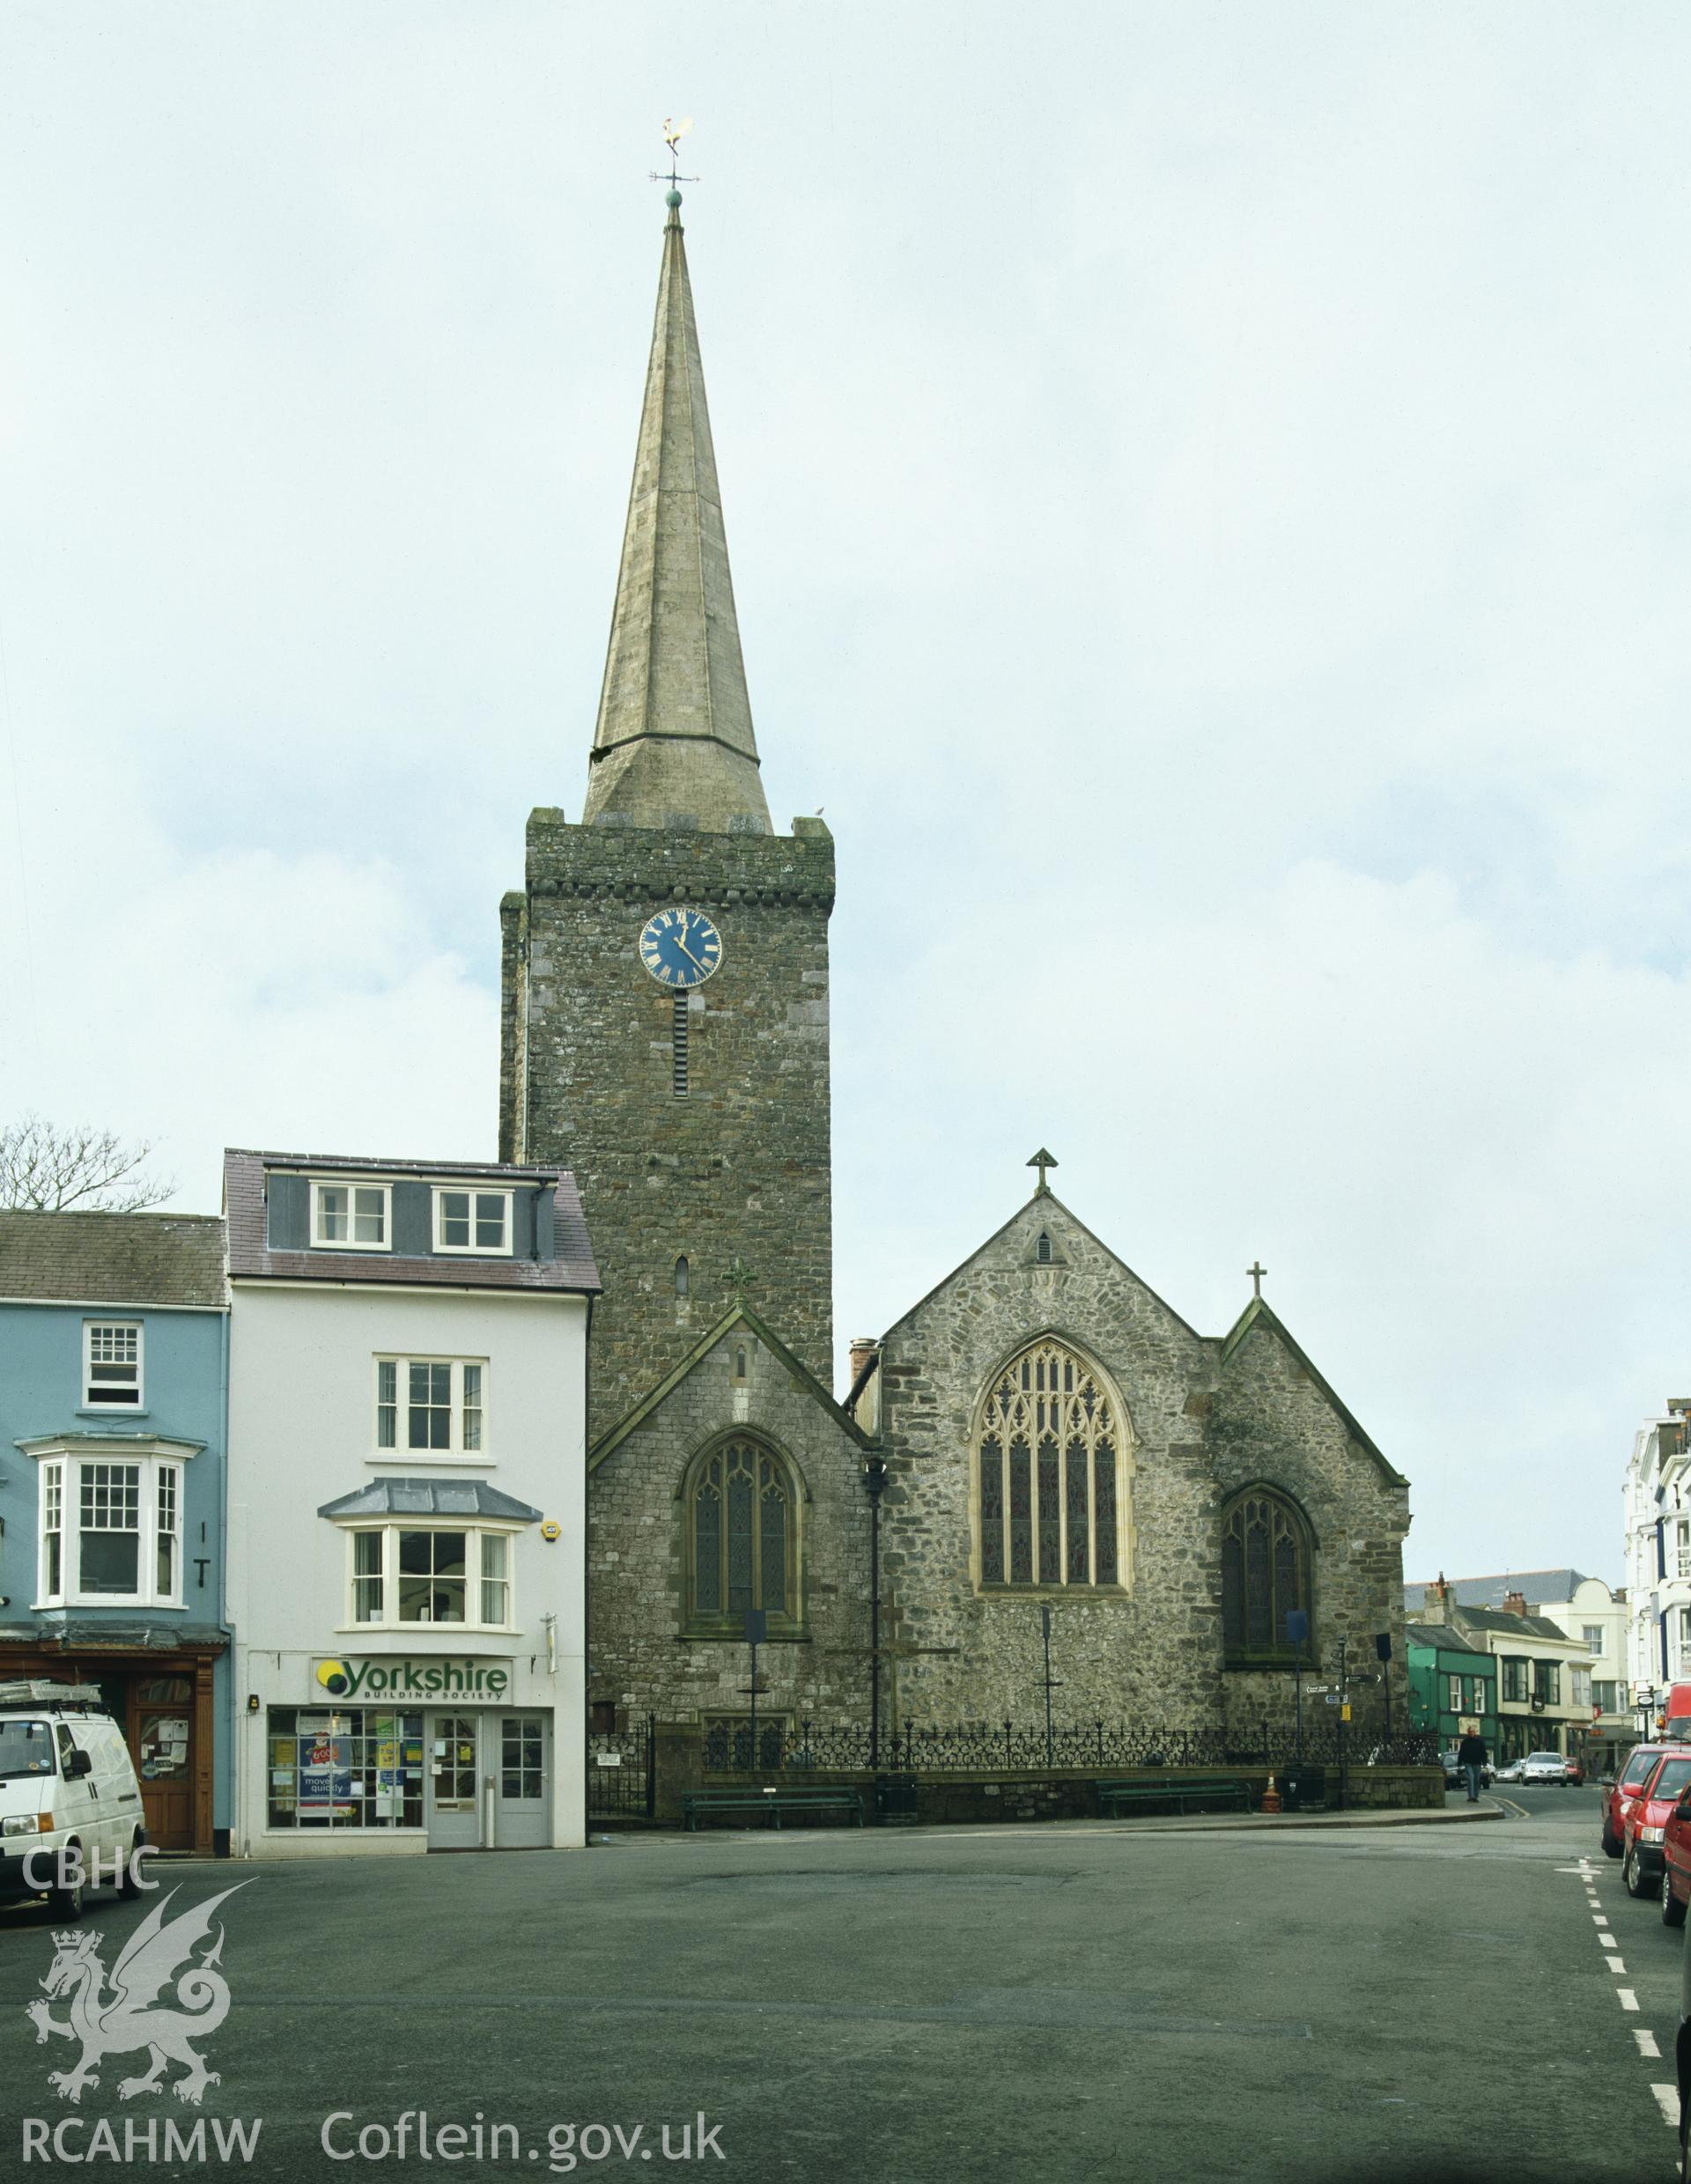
[
  {"left": 1564, "top": 1755, "right": 1584, "bottom": 1786},
  {"left": 1604, "top": 1744, "right": 1673, "bottom": 1859},
  {"left": 1660, "top": 1779, "right": 1691, "bottom": 1928},
  {"left": 1622, "top": 1749, "right": 1691, "bottom": 1899}
]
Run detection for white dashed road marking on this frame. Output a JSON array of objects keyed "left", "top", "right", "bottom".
[
  {"left": 1606, "top": 1954, "right": 1628, "bottom": 1974},
  {"left": 1653, "top": 2085, "right": 1680, "bottom": 2129},
  {"left": 1636, "top": 2029, "right": 1662, "bottom": 2060},
  {"left": 1619, "top": 1988, "right": 1640, "bottom": 2011}
]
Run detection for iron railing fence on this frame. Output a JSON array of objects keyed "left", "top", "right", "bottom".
[
  {"left": 587, "top": 1712, "right": 656, "bottom": 1816},
  {"left": 702, "top": 1717, "right": 1439, "bottom": 1776}
]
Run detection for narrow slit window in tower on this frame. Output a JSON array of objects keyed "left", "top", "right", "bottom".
[
  {"left": 675, "top": 1256, "right": 690, "bottom": 1297},
  {"left": 1036, "top": 1231, "right": 1052, "bottom": 1264},
  {"left": 671, "top": 992, "right": 690, "bottom": 1095}
]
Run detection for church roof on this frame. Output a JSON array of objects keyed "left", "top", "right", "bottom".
[
  {"left": 879, "top": 1189, "right": 1207, "bottom": 1352},
  {"left": 589, "top": 1302, "right": 873, "bottom": 1472},
  {"left": 1217, "top": 1295, "right": 1406, "bottom": 1487},
  {"left": 582, "top": 194, "right": 772, "bottom": 836}
]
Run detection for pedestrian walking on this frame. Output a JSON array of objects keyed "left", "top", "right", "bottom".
[{"left": 1457, "top": 1728, "right": 1488, "bottom": 1802}]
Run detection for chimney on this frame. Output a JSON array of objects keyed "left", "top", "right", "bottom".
[
  {"left": 846, "top": 1339, "right": 881, "bottom": 1437},
  {"left": 1421, "top": 1575, "right": 1452, "bottom": 1626},
  {"left": 1503, "top": 1590, "right": 1528, "bottom": 1618}
]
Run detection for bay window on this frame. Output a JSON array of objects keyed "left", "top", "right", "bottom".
[
  {"left": 343, "top": 1524, "right": 517, "bottom": 1631},
  {"left": 29, "top": 1439, "right": 194, "bottom": 1609}
]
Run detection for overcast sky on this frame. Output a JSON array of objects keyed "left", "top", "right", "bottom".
[{"left": 4, "top": 4, "right": 1687, "bottom": 1586}]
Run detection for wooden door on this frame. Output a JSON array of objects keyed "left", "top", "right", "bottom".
[{"left": 130, "top": 1676, "right": 194, "bottom": 1850}]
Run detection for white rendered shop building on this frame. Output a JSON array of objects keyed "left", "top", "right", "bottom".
[{"left": 223, "top": 1148, "right": 597, "bottom": 1857}]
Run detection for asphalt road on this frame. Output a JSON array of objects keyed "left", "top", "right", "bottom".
[{"left": 0, "top": 1784, "right": 1677, "bottom": 2184}]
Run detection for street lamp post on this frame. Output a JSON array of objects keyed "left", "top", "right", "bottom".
[{"left": 864, "top": 1457, "right": 887, "bottom": 1773}]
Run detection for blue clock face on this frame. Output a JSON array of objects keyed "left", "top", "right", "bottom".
[{"left": 639, "top": 906, "right": 724, "bottom": 990}]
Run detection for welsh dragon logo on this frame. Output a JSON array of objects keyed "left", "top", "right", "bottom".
[{"left": 27, "top": 1884, "right": 249, "bottom": 2107}]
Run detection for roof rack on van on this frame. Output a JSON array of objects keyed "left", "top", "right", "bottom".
[{"left": 0, "top": 1680, "right": 107, "bottom": 1710}]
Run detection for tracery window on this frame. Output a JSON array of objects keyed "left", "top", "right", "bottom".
[
  {"left": 976, "top": 1339, "right": 1126, "bottom": 1590},
  {"left": 1220, "top": 1487, "right": 1312, "bottom": 1664},
  {"left": 685, "top": 1439, "right": 798, "bottom": 1633}
]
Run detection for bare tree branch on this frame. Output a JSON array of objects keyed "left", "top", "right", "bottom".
[{"left": 0, "top": 1113, "right": 176, "bottom": 1214}]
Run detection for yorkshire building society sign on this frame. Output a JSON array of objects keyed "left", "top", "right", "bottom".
[{"left": 312, "top": 1656, "right": 512, "bottom": 1701}]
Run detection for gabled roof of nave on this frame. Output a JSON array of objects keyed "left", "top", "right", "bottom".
[
  {"left": 877, "top": 1188, "right": 1208, "bottom": 1355},
  {"left": 879, "top": 1188, "right": 1403, "bottom": 1486},
  {"left": 1217, "top": 1294, "right": 1406, "bottom": 1487},
  {"left": 588, "top": 1302, "right": 874, "bottom": 1473}
]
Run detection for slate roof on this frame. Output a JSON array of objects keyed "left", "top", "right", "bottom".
[
  {"left": 223, "top": 1149, "right": 599, "bottom": 1295},
  {"left": 0, "top": 1209, "right": 226, "bottom": 1309},
  {"left": 317, "top": 1478, "right": 543, "bottom": 1521},
  {"left": 1447, "top": 1605, "right": 1586, "bottom": 1646},
  {"left": 1403, "top": 1570, "right": 1589, "bottom": 1612},
  {"left": 1403, "top": 1622, "right": 1494, "bottom": 1660}
]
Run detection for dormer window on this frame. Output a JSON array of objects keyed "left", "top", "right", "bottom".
[
  {"left": 434, "top": 1188, "right": 513, "bottom": 1256},
  {"left": 313, "top": 1181, "right": 390, "bottom": 1251}
]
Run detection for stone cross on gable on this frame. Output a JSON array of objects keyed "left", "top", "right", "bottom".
[
  {"left": 1027, "top": 1147, "right": 1058, "bottom": 1195},
  {"left": 1247, "top": 1260, "right": 1267, "bottom": 1300}
]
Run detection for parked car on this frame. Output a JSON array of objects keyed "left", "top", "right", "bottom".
[
  {"left": 1622, "top": 1750, "right": 1691, "bottom": 1899},
  {"left": 1522, "top": 1750, "right": 1572, "bottom": 1786},
  {"left": 1493, "top": 1757, "right": 1525, "bottom": 1784},
  {"left": 1658, "top": 1782, "right": 1691, "bottom": 1929},
  {"left": 1603, "top": 1744, "right": 1673, "bottom": 1859},
  {"left": 0, "top": 1680, "right": 147, "bottom": 1919}
]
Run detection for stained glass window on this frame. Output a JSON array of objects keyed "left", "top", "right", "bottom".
[
  {"left": 979, "top": 1438, "right": 1004, "bottom": 1583},
  {"left": 1220, "top": 1489, "right": 1311, "bottom": 1663},
  {"left": 978, "top": 1340, "right": 1127, "bottom": 1590},
  {"left": 689, "top": 1439, "right": 795, "bottom": 1630},
  {"left": 1037, "top": 1439, "right": 1060, "bottom": 1583}
]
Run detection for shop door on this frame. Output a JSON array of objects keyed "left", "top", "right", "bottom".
[
  {"left": 496, "top": 1715, "right": 550, "bottom": 1849},
  {"left": 131, "top": 1678, "right": 194, "bottom": 1851},
  {"left": 427, "top": 1715, "right": 482, "bottom": 1849}
]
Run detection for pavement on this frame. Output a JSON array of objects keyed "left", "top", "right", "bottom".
[{"left": 0, "top": 1782, "right": 1673, "bottom": 2184}]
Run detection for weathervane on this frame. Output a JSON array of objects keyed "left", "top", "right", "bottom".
[{"left": 650, "top": 116, "right": 698, "bottom": 193}]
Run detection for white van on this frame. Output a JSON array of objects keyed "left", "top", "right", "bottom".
[{"left": 0, "top": 1681, "right": 148, "bottom": 1918}]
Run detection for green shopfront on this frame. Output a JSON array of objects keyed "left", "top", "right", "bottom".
[{"left": 1406, "top": 1625, "right": 1498, "bottom": 1757}]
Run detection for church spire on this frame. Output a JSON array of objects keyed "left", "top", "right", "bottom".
[{"left": 581, "top": 189, "right": 772, "bottom": 834}]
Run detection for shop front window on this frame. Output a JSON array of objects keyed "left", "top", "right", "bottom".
[{"left": 267, "top": 1707, "right": 425, "bottom": 1831}]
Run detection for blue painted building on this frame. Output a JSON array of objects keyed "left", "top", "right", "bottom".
[{"left": 0, "top": 1210, "right": 231, "bottom": 1854}]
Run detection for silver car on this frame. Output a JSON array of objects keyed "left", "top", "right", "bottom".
[{"left": 1521, "top": 1750, "right": 1570, "bottom": 1785}]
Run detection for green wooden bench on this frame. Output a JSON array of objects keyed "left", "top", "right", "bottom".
[
  {"left": 683, "top": 1789, "right": 865, "bottom": 1832},
  {"left": 1095, "top": 1776, "right": 1255, "bottom": 1818}
]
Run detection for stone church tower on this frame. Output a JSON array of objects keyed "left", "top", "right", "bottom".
[
  {"left": 499, "top": 190, "right": 835, "bottom": 1442},
  {"left": 499, "top": 192, "right": 1414, "bottom": 1752}
]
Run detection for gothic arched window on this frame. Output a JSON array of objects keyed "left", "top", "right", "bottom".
[
  {"left": 684, "top": 1438, "right": 799, "bottom": 1634},
  {"left": 1220, "top": 1487, "right": 1312, "bottom": 1664},
  {"left": 975, "top": 1339, "right": 1129, "bottom": 1590}
]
